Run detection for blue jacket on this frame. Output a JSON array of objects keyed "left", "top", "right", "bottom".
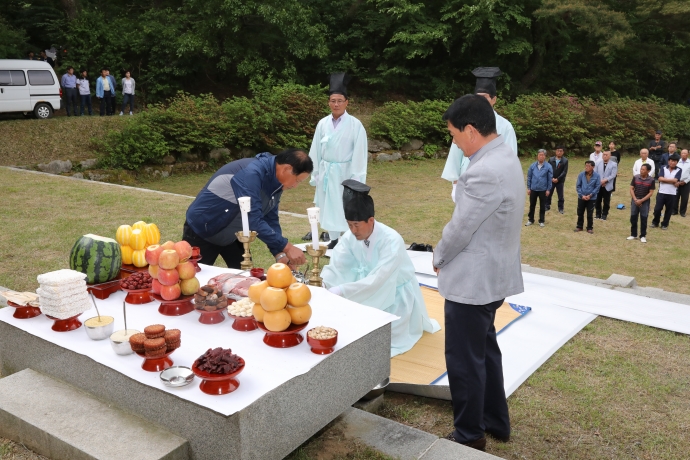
[
  {"left": 95, "top": 76, "right": 112, "bottom": 98},
  {"left": 527, "top": 161, "right": 553, "bottom": 191},
  {"left": 576, "top": 170, "right": 601, "bottom": 200},
  {"left": 185, "top": 153, "right": 287, "bottom": 255}
]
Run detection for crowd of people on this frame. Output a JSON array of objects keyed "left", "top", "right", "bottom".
[
  {"left": 60, "top": 67, "right": 136, "bottom": 117},
  {"left": 524, "top": 135, "right": 689, "bottom": 241}
]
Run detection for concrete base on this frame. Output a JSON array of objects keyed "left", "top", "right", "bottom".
[
  {"left": 352, "top": 394, "right": 385, "bottom": 413},
  {"left": 0, "top": 369, "right": 188, "bottom": 460},
  {"left": 604, "top": 274, "right": 637, "bottom": 288},
  {"left": 0, "top": 322, "right": 391, "bottom": 460}
]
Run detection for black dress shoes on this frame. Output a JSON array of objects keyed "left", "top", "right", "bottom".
[
  {"left": 486, "top": 430, "right": 510, "bottom": 442},
  {"left": 445, "top": 433, "right": 486, "bottom": 451},
  {"left": 302, "top": 232, "right": 312, "bottom": 241},
  {"left": 327, "top": 239, "right": 339, "bottom": 249},
  {"left": 319, "top": 232, "right": 329, "bottom": 242}
]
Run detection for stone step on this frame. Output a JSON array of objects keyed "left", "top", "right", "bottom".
[{"left": 0, "top": 369, "right": 188, "bottom": 460}]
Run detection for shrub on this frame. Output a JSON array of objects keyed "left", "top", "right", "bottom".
[
  {"left": 103, "top": 118, "right": 170, "bottom": 169},
  {"left": 369, "top": 100, "right": 451, "bottom": 148}
]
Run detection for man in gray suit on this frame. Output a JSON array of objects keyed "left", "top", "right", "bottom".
[
  {"left": 594, "top": 151, "right": 618, "bottom": 220},
  {"left": 433, "top": 95, "right": 525, "bottom": 452}
]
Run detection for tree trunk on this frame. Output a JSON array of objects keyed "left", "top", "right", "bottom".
[{"left": 61, "top": 0, "right": 79, "bottom": 20}]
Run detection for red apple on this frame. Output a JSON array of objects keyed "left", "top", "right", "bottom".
[
  {"left": 151, "top": 279, "right": 162, "bottom": 295},
  {"left": 145, "top": 244, "right": 164, "bottom": 265},
  {"left": 174, "top": 241, "right": 193, "bottom": 261},
  {"left": 159, "top": 249, "right": 180, "bottom": 270},
  {"left": 161, "top": 240, "right": 175, "bottom": 251},
  {"left": 160, "top": 283, "right": 181, "bottom": 301},
  {"left": 148, "top": 264, "right": 159, "bottom": 279},
  {"left": 176, "top": 261, "right": 196, "bottom": 280},
  {"left": 158, "top": 268, "right": 180, "bottom": 286},
  {"left": 180, "top": 277, "right": 200, "bottom": 295}
]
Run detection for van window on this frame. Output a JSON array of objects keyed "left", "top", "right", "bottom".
[
  {"left": 0, "top": 71, "right": 23, "bottom": 86},
  {"left": 28, "top": 70, "right": 55, "bottom": 86}
]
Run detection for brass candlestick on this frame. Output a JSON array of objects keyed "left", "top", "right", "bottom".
[
  {"left": 306, "top": 244, "right": 328, "bottom": 287},
  {"left": 235, "top": 231, "right": 258, "bottom": 270}
]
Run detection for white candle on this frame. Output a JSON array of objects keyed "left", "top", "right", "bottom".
[
  {"left": 238, "top": 197, "right": 251, "bottom": 236},
  {"left": 307, "top": 207, "right": 320, "bottom": 250}
]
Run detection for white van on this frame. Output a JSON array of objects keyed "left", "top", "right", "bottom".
[{"left": 0, "top": 59, "right": 62, "bottom": 119}]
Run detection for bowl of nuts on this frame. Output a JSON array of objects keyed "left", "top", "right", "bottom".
[
  {"left": 306, "top": 326, "right": 338, "bottom": 355},
  {"left": 120, "top": 272, "right": 154, "bottom": 304},
  {"left": 226, "top": 297, "right": 258, "bottom": 331}
]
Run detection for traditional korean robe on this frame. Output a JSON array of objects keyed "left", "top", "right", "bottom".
[
  {"left": 321, "top": 221, "right": 440, "bottom": 357},
  {"left": 309, "top": 111, "right": 368, "bottom": 233}
]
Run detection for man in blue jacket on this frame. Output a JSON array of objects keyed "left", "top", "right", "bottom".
[
  {"left": 525, "top": 149, "right": 553, "bottom": 227},
  {"left": 183, "top": 149, "right": 312, "bottom": 269},
  {"left": 575, "top": 161, "right": 601, "bottom": 234}
]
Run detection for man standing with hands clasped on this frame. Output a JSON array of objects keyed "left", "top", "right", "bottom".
[
  {"left": 674, "top": 149, "right": 690, "bottom": 217},
  {"left": 651, "top": 154, "right": 681, "bottom": 230},
  {"left": 525, "top": 149, "right": 552, "bottom": 227},
  {"left": 574, "top": 161, "right": 600, "bottom": 234},
  {"left": 594, "top": 151, "right": 618, "bottom": 220},
  {"left": 628, "top": 164, "right": 654, "bottom": 243},
  {"left": 433, "top": 95, "right": 525, "bottom": 452},
  {"left": 547, "top": 146, "right": 568, "bottom": 213}
]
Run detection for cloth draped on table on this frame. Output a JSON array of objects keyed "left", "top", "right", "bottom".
[
  {"left": 308, "top": 112, "right": 368, "bottom": 232},
  {"left": 321, "top": 221, "right": 440, "bottom": 357}
]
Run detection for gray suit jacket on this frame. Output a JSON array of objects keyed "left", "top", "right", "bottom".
[
  {"left": 433, "top": 136, "right": 525, "bottom": 305},
  {"left": 594, "top": 160, "right": 618, "bottom": 192}
]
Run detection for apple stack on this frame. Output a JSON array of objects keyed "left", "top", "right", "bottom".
[
  {"left": 247, "top": 263, "right": 312, "bottom": 331},
  {"left": 145, "top": 240, "right": 201, "bottom": 301}
]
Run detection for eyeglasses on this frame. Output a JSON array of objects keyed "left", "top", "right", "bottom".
[{"left": 329, "top": 99, "right": 346, "bottom": 105}]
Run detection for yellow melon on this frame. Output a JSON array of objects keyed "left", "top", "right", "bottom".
[
  {"left": 144, "top": 223, "right": 161, "bottom": 246},
  {"left": 132, "top": 249, "right": 147, "bottom": 268},
  {"left": 116, "top": 225, "right": 133, "bottom": 246},
  {"left": 120, "top": 244, "right": 133, "bottom": 265},
  {"left": 129, "top": 229, "right": 146, "bottom": 251},
  {"left": 132, "top": 221, "right": 147, "bottom": 232}
]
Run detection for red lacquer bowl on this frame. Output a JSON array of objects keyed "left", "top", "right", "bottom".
[
  {"left": 121, "top": 286, "right": 153, "bottom": 304},
  {"left": 87, "top": 279, "right": 122, "bottom": 300},
  {"left": 45, "top": 314, "right": 83, "bottom": 332},
  {"left": 227, "top": 312, "right": 258, "bottom": 332},
  {"left": 191, "top": 358, "right": 245, "bottom": 395},
  {"left": 121, "top": 264, "right": 149, "bottom": 274},
  {"left": 136, "top": 349, "right": 176, "bottom": 372},
  {"left": 196, "top": 307, "right": 227, "bottom": 325},
  {"left": 256, "top": 321, "right": 308, "bottom": 348},
  {"left": 151, "top": 293, "right": 195, "bottom": 316},
  {"left": 6, "top": 300, "right": 42, "bottom": 319},
  {"left": 306, "top": 330, "right": 338, "bottom": 355}
]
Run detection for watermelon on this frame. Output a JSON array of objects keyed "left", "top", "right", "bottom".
[{"left": 69, "top": 234, "right": 122, "bottom": 284}]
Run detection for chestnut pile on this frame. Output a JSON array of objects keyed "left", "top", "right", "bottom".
[
  {"left": 194, "top": 285, "right": 229, "bottom": 312},
  {"left": 120, "top": 272, "right": 153, "bottom": 290},
  {"left": 194, "top": 347, "right": 243, "bottom": 374}
]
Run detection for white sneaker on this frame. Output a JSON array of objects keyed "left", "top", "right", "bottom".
[
  {"left": 525, "top": 221, "right": 533, "bottom": 226},
  {"left": 627, "top": 236, "right": 637, "bottom": 240},
  {"left": 539, "top": 223, "right": 545, "bottom": 227},
  {"left": 129, "top": 111, "right": 133, "bottom": 115},
  {"left": 119, "top": 111, "right": 123, "bottom": 116},
  {"left": 640, "top": 237, "right": 647, "bottom": 243}
]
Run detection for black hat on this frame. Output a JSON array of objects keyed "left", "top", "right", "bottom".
[
  {"left": 472, "top": 67, "right": 502, "bottom": 98},
  {"left": 329, "top": 73, "right": 351, "bottom": 98},
  {"left": 669, "top": 153, "right": 680, "bottom": 161},
  {"left": 655, "top": 130, "right": 663, "bottom": 134},
  {"left": 342, "top": 179, "right": 374, "bottom": 222}
]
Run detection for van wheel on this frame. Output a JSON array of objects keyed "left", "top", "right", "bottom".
[{"left": 34, "top": 103, "right": 53, "bottom": 119}]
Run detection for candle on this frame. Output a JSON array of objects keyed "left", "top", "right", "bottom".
[
  {"left": 238, "top": 197, "right": 251, "bottom": 236},
  {"left": 307, "top": 207, "right": 320, "bottom": 250}
]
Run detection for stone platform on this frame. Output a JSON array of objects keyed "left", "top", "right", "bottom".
[{"left": 0, "top": 321, "right": 391, "bottom": 460}]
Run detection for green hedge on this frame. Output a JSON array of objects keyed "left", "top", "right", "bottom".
[
  {"left": 103, "top": 83, "right": 327, "bottom": 169},
  {"left": 370, "top": 92, "right": 690, "bottom": 153}
]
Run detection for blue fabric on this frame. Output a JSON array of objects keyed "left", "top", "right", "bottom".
[
  {"left": 60, "top": 73, "right": 77, "bottom": 88},
  {"left": 95, "top": 77, "right": 109, "bottom": 98},
  {"left": 526, "top": 161, "right": 553, "bottom": 191},
  {"left": 576, "top": 170, "right": 601, "bottom": 200}
]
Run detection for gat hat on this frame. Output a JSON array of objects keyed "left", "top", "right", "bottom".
[
  {"left": 329, "top": 73, "right": 351, "bottom": 98},
  {"left": 472, "top": 67, "right": 502, "bottom": 98},
  {"left": 655, "top": 130, "right": 663, "bottom": 134},
  {"left": 594, "top": 141, "right": 602, "bottom": 146},
  {"left": 342, "top": 179, "right": 374, "bottom": 222}
]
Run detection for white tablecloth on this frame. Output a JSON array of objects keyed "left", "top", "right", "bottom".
[{"left": 0, "top": 264, "right": 397, "bottom": 416}]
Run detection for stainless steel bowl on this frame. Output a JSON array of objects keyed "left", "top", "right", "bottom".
[
  {"left": 160, "top": 366, "right": 195, "bottom": 387},
  {"left": 84, "top": 316, "right": 115, "bottom": 341},
  {"left": 109, "top": 329, "right": 140, "bottom": 355},
  {"left": 362, "top": 377, "right": 390, "bottom": 400}
]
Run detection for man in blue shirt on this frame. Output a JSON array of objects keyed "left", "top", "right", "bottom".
[
  {"left": 60, "top": 67, "right": 78, "bottom": 117},
  {"left": 525, "top": 149, "right": 553, "bottom": 227},
  {"left": 575, "top": 161, "right": 601, "bottom": 233}
]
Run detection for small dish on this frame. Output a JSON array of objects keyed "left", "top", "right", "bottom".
[
  {"left": 226, "top": 312, "right": 258, "bottom": 331},
  {"left": 196, "top": 307, "right": 227, "bottom": 325},
  {"left": 6, "top": 300, "right": 42, "bottom": 319},
  {"left": 191, "top": 358, "right": 245, "bottom": 395},
  {"left": 136, "top": 349, "right": 176, "bottom": 372},
  {"left": 160, "top": 366, "right": 195, "bottom": 387},
  {"left": 87, "top": 279, "right": 122, "bottom": 300},
  {"left": 45, "top": 314, "right": 82, "bottom": 332},
  {"left": 256, "top": 321, "right": 308, "bottom": 348},
  {"left": 306, "top": 329, "right": 338, "bottom": 355},
  {"left": 151, "top": 293, "right": 195, "bottom": 316},
  {"left": 109, "top": 329, "right": 141, "bottom": 355},
  {"left": 84, "top": 315, "right": 115, "bottom": 340},
  {"left": 121, "top": 286, "right": 153, "bottom": 304}
]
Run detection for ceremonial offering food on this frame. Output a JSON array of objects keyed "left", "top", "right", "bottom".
[
  {"left": 194, "top": 285, "right": 229, "bottom": 312},
  {"left": 116, "top": 225, "right": 133, "bottom": 246},
  {"left": 132, "top": 249, "right": 147, "bottom": 268},
  {"left": 145, "top": 245, "right": 164, "bottom": 266},
  {"left": 263, "top": 308, "right": 292, "bottom": 332},
  {"left": 209, "top": 273, "right": 261, "bottom": 300},
  {"left": 194, "top": 347, "right": 244, "bottom": 374},
  {"left": 144, "top": 324, "right": 166, "bottom": 339},
  {"left": 110, "top": 329, "right": 140, "bottom": 355},
  {"left": 129, "top": 229, "right": 147, "bottom": 251},
  {"left": 180, "top": 277, "right": 200, "bottom": 296},
  {"left": 84, "top": 315, "right": 115, "bottom": 340},
  {"left": 286, "top": 283, "right": 311, "bottom": 308},
  {"left": 260, "top": 287, "right": 288, "bottom": 312},
  {"left": 174, "top": 241, "right": 193, "bottom": 261},
  {"left": 117, "top": 221, "right": 160, "bottom": 269},
  {"left": 129, "top": 333, "right": 146, "bottom": 352},
  {"left": 308, "top": 326, "right": 337, "bottom": 340},
  {"left": 84, "top": 316, "right": 114, "bottom": 327},
  {"left": 158, "top": 268, "right": 180, "bottom": 286},
  {"left": 37, "top": 269, "right": 91, "bottom": 320},
  {"left": 287, "top": 304, "right": 312, "bottom": 325},
  {"left": 160, "top": 284, "right": 182, "bottom": 301},
  {"left": 120, "top": 244, "right": 133, "bottom": 265},
  {"left": 159, "top": 250, "right": 180, "bottom": 270},
  {"left": 253, "top": 269, "right": 313, "bottom": 332},
  {"left": 248, "top": 280, "right": 268, "bottom": 304},
  {"left": 69, "top": 234, "right": 122, "bottom": 284},
  {"left": 144, "top": 223, "right": 161, "bottom": 246},
  {"left": 120, "top": 272, "right": 153, "bottom": 290},
  {"left": 266, "top": 263, "right": 293, "bottom": 288},
  {"left": 228, "top": 297, "right": 254, "bottom": 317},
  {"left": 132, "top": 220, "right": 148, "bottom": 232},
  {"left": 252, "top": 303, "right": 265, "bottom": 322}
]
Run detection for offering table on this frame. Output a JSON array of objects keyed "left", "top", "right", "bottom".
[{"left": 0, "top": 264, "right": 395, "bottom": 460}]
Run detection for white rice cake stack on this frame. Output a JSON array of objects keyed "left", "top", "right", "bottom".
[{"left": 37, "top": 269, "right": 91, "bottom": 319}]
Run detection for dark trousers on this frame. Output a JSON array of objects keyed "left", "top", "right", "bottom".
[
  {"left": 99, "top": 92, "right": 112, "bottom": 116},
  {"left": 445, "top": 298, "right": 510, "bottom": 443},
  {"left": 121, "top": 93, "right": 134, "bottom": 113},
  {"left": 79, "top": 94, "right": 92, "bottom": 115},
  {"left": 181, "top": 222, "right": 245, "bottom": 269},
  {"left": 63, "top": 87, "right": 78, "bottom": 116},
  {"left": 576, "top": 198, "right": 595, "bottom": 230},
  {"left": 595, "top": 187, "right": 612, "bottom": 217},
  {"left": 110, "top": 92, "right": 116, "bottom": 115},
  {"left": 652, "top": 193, "right": 675, "bottom": 227},
  {"left": 674, "top": 183, "right": 689, "bottom": 215},
  {"left": 546, "top": 180, "right": 565, "bottom": 210},
  {"left": 630, "top": 199, "right": 650, "bottom": 237},
  {"left": 527, "top": 190, "right": 547, "bottom": 223}
]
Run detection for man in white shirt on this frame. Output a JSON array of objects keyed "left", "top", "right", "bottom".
[
  {"left": 651, "top": 154, "right": 682, "bottom": 229},
  {"left": 674, "top": 149, "right": 690, "bottom": 217},
  {"left": 633, "top": 149, "right": 655, "bottom": 177},
  {"left": 589, "top": 141, "right": 603, "bottom": 163}
]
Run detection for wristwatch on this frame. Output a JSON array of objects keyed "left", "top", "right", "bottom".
[{"left": 275, "top": 252, "right": 288, "bottom": 262}]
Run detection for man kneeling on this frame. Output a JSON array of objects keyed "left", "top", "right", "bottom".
[{"left": 321, "top": 180, "right": 440, "bottom": 357}]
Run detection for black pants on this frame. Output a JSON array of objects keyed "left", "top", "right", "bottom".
[
  {"left": 63, "top": 87, "right": 78, "bottom": 116},
  {"left": 99, "top": 93, "right": 112, "bottom": 116},
  {"left": 595, "top": 187, "right": 611, "bottom": 217},
  {"left": 527, "top": 190, "right": 547, "bottom": 223},
  {"left": 445, "top": 298, "right": 510, "bottom": 443},
  {"left": 80, "top": 94, "right": 92, "bottom": 115},
  {"left": 577, "top": 198, "right": 595, "bottom": 230},
  {"left": 110, "top": 93, "right": 117, "bottom": 115},
  {"left": 674, "top": 183, "right": 689, "bottom": 215},
  {"left": 652, "top": 193, "right": 675, "bottom": 227},
  {"left": 546, "top": 180, "right": 565, "bottom": 211},
  {"left": 181, "top": 222, "right": 245, "bottom": 269},
  {"left": 630, "top": 199, "right": 650, "bottom": 237}
]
